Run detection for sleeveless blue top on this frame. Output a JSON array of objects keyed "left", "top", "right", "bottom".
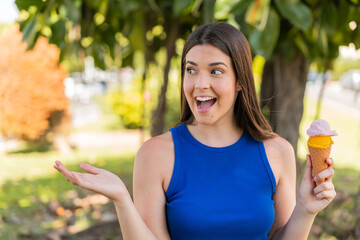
[{"left": 166, "top": 124, "right": 276, "bottom": 240}]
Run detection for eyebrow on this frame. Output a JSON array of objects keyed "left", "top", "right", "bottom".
[{"left": 186, "top": 60, "right": 228, "bottom": 68}]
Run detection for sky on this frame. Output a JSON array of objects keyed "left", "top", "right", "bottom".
[{"left": 0, "top": 0, "right": 19, "bottom": 24}]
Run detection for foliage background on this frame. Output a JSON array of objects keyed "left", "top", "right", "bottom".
[
  {"left": 1, "top": 0, "right": 360, "bottom": 239},
  {"left": 0, "top": 26, "right": 69, "bottom": 143}
]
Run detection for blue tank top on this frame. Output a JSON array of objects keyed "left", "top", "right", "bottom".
[{"left": 166, "top": 124, "right": 276, "bottom": 240}]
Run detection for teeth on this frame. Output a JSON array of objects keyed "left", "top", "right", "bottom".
[{"left": 196, "top": 96, "right": 215, "bottom": 101}]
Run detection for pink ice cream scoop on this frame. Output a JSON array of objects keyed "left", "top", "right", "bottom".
[{"left": 307, "top": 119, "right": 337, "bottom": 137}]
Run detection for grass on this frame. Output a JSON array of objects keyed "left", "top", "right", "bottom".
[
  {"left": 0, "top": 149, "right": 136, "bottom": 185},
  {"left": 1, "top": 148, "right": 359, "bottom": 239},
  {"left": 0, "top": 150, "right": 136, "bottom": 239},
  {"left": 310, "top": 166, "right": 360, "bottom": 240}
]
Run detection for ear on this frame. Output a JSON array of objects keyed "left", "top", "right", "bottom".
[{"left": 235, "top": 81, "right": 242, "bottom": 92}]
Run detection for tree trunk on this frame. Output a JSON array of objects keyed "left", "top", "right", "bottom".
[
  {"left": 150, "top": 19, "right": 179, "bottom": 136},
  {"left": 139, "top": 11, "right": 154, "bottom": 144},
  {"left": 260, "top": 52, "right": 309, "bottom": 173}
]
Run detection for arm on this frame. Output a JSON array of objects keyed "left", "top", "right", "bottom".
[
  {"left": 271, "top": 155, "right": 335, "bottom": 240},
  {"left": 265, "top": 137, "right": 297, "bottom": 238},
  {"left": 265, "top": 138, "right": 336, "bottom": 240},
  {"left": 133, "top": 133, "right": 173, "bottom": 240},
  {"left": 53, "top": 159, "right": 160, "bottom": 239}
]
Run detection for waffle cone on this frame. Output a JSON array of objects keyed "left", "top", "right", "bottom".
[{"left": 308, "top": 144, "right": 332, "bottom": 185}]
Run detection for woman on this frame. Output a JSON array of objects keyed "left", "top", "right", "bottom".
[{"left": 54, "top": 22, "right": 336, "bottom": 239}]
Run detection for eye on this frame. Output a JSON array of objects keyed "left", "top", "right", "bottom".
[
  {"left": 211, "top": 69, "right": 223, "bottom": 75},
  {"left": 186, "top": 68, "right": 196, "bottom": 74}
]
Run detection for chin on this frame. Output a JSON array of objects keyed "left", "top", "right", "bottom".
[{"left": 192, "top": 116, "right": 216, "bottom": 126}]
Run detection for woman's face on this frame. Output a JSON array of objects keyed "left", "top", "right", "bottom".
[{"left": 183, "top": 44, "right": 241, "bottom": 126}]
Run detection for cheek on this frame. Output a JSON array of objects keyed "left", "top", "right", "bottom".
[
  {"left": 183, "top": 79, "right": 193, "bottom": 97},
  {"left": 216, "top": 81, "right": 238, "bottom": 103},
  {"left": 215, "top": 81, "right": 232, "bottom": 95}
]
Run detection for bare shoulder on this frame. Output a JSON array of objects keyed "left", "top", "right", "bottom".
[
  {"left": 136, "top": 131, "right": 174, "bottom": 160},
  {"left": 263, "top": 136, "right": 296, "bottom": 184},
  {"left": 134, "top": 131, "right": 174, "bottom": 191},
  {"left": 263, "top": 136, "right": 294, "bottom": 157}
]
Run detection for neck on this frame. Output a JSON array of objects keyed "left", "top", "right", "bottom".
[{"left": 187, "top": 120, "right": 243, "bottom": 148}]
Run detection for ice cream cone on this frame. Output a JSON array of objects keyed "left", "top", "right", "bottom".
[{"left": 308, "top": 144, "right": 332, "bottom": 185}]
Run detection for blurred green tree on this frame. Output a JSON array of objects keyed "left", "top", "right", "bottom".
[
  {"left": 15, "top": 0, "right": 360, "bottom": 166},
  {"left": 105, "top": 87, "right": 143, "bottom": 129},
  {"left": 14, "top": 0, "right": 215, "bottom": 136},
  {"left": 222, "top": 0, "right": 360, "bottom": 168}
]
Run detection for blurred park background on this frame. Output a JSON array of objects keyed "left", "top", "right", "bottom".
[{"left": 0, "top": 0, "right": 360, "bottom": 239}]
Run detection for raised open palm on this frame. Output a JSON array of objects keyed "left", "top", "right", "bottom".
[{"left": 54, "top": 161, "right": 129, "bottom": 201}]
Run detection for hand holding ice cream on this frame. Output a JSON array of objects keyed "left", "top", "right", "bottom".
[{"left": 307, "top": 119, "right": 337, "bottom": 185}]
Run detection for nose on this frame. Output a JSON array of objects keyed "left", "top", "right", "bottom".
[{"left": 195, "top": 74, "right": 210, "bottom": 89}]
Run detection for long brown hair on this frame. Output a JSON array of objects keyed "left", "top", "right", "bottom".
[{"left": 179, "top": 22, "right": 276, "bottom": 141}]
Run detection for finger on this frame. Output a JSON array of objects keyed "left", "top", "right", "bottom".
[
  {"left": 80, "top": 163, "right": 102, "bottom": 175},
  {"left": 56, "top": 162, "right": 71, "bottom": 175},
  {"left": 303, "top": 155, "right": 314, "bottom": 182},
  {"left": 314, "top": 167, "right": 334, "bottom": 183},
  {"left": 315, "top": 189, "right": 336, "bottom": 200},
  {"left": 54, "top": 161, "right": 62, "bottom": 170},
  {"left": 53, "top": 162, "right": 64, "bottom": 174},
  {"left": 325, "top": 170, "right": 334, "bottom": 182},
  {"left": 53, "top": 164, "right": 60, "bottom": 171},
  {"left": 54, "top": 161, "right": 78, "bottom": 184},
  {"left": 54, "top": 161, "right": 66, "bottom": 171},
  {"left": 314, "top": 181, "right": 335, "bottom": 195},
  {"left": 326, "top": 158, "right": 334, "bottom": 167}
]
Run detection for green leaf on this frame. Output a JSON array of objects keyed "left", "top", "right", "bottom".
[
  {"left": 214, "top": 0, "right": 246, "bottom": 19},
  {"left": 84, "top": 0, "right": 102, "bottom": 9},
  {"left": 327, "top": 41, "right": 339, "bottom": 59},
  {"left": 202, "top": 0, "right": 216, "bottom": 24},
  {"left": 305, "top": 0, "right": 320, "bottom": 4},
  {"left": 22, "top": 16, "right": 37, "bottom": 47},
  {"left": 122, "top": 51, "right": 134, "bottom": 67},
  {"left": 275, "top": 0, "right": 299, "bottom": 3},
  {"left": 229, "top": 0, "right": 253, "bottom": 14},
  {"left": 320, "top": 2, "right": 337, "bottom": 35},
  {"left": 294, "top": 34, "right": 310, "bottom": 59},
  {"left": 332, "top": 30, "right": 345, "bottom": 45},
  {"left": 245, "top": 0, "right": 270, "bottom": 30},
  {"left": 15, "top": 0, "right": 46, "bottom": 10},
  {"left": 234, "top": 11, "right": 251, "bottom": 35},
  {"left": 338, "top": 0, "right": 350, "bottom": 29},
  {"left": 49, "top": 19, "right": 67, "bottom": 49},
  {"left": 102, "top": 29, "right": 117, "bottom": 58},
  {"left": 316, "top": 25, "right": 328, "bottom": 56},
  {"left": 128, "top": 11, "right": 145, "bottom": 52},
  {"left": 347, "top": 5, "right": 360, "bottom": 23},
  {"left": 173, "top": 0, "right": 192, "bottom": 16},
  {"left": 354, "top": 28, "right": 360, "bottom": 49},
  {"left": 274, "top": 0, "right": 312, "bottom": 30},
  {"left": 92, "top": 43, "right": 106, "bottom": 70},
  {"left": 348, "top": 0, "right": 360, "bottom": 5},
  {"left": 303, "top": 28, "right": 317, "bottom": 60},
  {"left": 64, "top": 0, "right": 81, "bottom": 23},
  {"left": 98, "top": 0, "right": 109, "bottom": 15},
  {"left": 249, "top": 8, "right": 280, "bottom": 59}
]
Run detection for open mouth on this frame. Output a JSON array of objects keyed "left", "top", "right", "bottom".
[{"left": 196, "top": 96, "right": 217, "bottom": 111}]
